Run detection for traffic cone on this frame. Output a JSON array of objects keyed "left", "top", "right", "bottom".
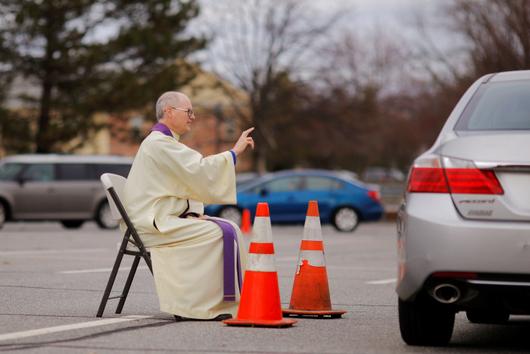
[
  {"left": 283, "top": 200, "right": 347, "bottom": 318},
  {"left": 240, "top": 208, "right": 252, "bottom": 234},
  {"left": 224, "top": 202, "right": 296, "bottom": 328}
]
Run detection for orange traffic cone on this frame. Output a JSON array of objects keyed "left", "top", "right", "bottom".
[
  {"left": 283, "top": 200, "right": 347, "bottom": 318},
  {"left": 240, "top": 208, "right": 252, "bottom": 234},
  {"left": 224, "top": 202, "right": 296, "bottom": 328}
]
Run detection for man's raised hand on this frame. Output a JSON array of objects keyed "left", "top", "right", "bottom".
[{"left": 232, "top": 127, "right": 255, "bottom": 156}]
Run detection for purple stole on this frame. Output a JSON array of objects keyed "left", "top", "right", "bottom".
[
  {"left": 206, "top": 218, "right": 243, "bottom": 301},
  {"left": 151, "top": 122, "right": 173, "bottom": 137},
  {"left": 151, "top": 122, "right": 242, "bottom": 301}
]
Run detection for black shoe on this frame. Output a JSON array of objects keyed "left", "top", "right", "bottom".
[
  {"left": 212, "top": 313, "right": 233, "bottom": 321},
  {"left": 174, "top": 313, "right": 232, "bottom": 322}
]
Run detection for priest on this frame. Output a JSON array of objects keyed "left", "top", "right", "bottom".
[{"left": 123, "top": 91, "right": 254, "bottom": 321}]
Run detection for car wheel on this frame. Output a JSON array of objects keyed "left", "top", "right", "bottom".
[
  {"left": 332, "top": 207, "right": 359, "bottom": 232},
  {"left": 399, "top": 297, "right": 455, "bottom": 346},
  {"left": 466, "top": 309, "right": 509, "bottom": 324},
  {"left": 61, "top": 220, "right": 84, "bottom": 229},
  {"left": 96, "top": 201, "right": 119, "bottom": 229},
  {"left": 218, "top": 206, "right": 242, "bottom": 226},
  {"left": 0, "top": 202, "right": 6, "bottom": 229}
]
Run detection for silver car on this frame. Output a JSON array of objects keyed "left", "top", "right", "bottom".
[
  {"left": 397, "top": 70, "right": 530, "bottom": 346},
  {"left": 0, "top": 154, "right": 132, "bottom": 229}
]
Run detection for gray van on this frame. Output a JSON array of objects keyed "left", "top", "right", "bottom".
[{"left": 0, "top": 154, "right": 132, "bottom": 229}]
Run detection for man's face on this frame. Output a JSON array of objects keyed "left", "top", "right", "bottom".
[{"left": 163, "top": 98, "right": 195, "bottom": 135}]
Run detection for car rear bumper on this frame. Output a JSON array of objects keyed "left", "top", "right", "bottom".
[
  {"left": 418, "top": 272, "right": 530, "bottom": 314},
  {"left": 397, "top": 194, "right": 530, "bottom": 301}
]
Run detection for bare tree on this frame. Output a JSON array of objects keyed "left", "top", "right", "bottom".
[
  {"left": 301, "top": 29, "right": 411, "bottom": 171},
  {"left": 202, "top": 0, "right": 340, "bottom": 172},
  {"left": 383, "top": 0, "right": 530, "bottom": 168},
  {"left": 318, "top": 28, "right": 406, "bottom": 96},
  {"left": 409, "top": 0, "right": 530, "bottom": 87},
  {"left": 449, "top": 0, "right": 530, "bottom": 77}
]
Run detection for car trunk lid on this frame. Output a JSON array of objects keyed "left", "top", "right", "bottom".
[{"left": 438, "top": 133, "right": 530, "bottom": 221}]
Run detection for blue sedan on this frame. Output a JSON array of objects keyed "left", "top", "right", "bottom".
[{"left": 205, "top": 169, "right": 383, "bottom": 232}]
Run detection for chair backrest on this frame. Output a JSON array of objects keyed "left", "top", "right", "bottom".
[
  {"left": 100, "top": 173, "right": 127, "bottom": 221},
  {"left": 100, "top": 173, "right": 149, "bottom": 255}
]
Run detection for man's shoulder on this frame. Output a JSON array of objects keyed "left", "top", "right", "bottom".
[
  {"left": 141, "top": 131, "right": 187, "bottom": 152},
  {"left": 143, "top": 131, "right": 175, "bottom": 145}
]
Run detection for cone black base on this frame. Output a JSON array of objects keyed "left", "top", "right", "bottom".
[{"left": 282, "top": 308, "right": 346, "bottom": 319}]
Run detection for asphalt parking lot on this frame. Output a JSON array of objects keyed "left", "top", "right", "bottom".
[{"left": 1, "top": 221, "right": 530, "bottom": 353}]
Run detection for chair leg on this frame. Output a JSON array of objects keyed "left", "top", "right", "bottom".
[
  {"left": 145, "top": 254, "right": 153, "bottom": 274},
  {"left": 115, "top": 255, "right": 141, "bottom": 314},
  {"left": 96, "top": 244, "right": 127, "bottom": 317},
  {"left": 131, "top": 229, "right": 153, "bottom": 274}
]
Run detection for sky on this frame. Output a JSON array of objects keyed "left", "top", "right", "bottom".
[
  {"left": 193, "top": 0, "right": 449, "bottom": 84},
  {"left": 195, "top": 0, "right": 444, "bottom": 52},
  {"left": 78, "top": 0, "right": 453, "bottom": 90},
  {"left": 90, "top": 1, "right": 442, "bottom": 47},
  {"left": 314, "top": 0, "right": 441, "bottom": 41},
  {"left": 313, "top": 0, "right": 436, "bottom": 26}
]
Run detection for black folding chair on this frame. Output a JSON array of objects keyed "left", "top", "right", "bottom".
[{"left": 96, "top": 173, "right": 153, "bottom": 317}]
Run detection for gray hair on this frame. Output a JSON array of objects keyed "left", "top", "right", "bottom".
[{"left": 155, "top": 91, "right": 188, "bottom": 121}]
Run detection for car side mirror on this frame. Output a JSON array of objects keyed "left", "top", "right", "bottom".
[{"left": 260, "top": 188, "right": 269, "bottom": 197}]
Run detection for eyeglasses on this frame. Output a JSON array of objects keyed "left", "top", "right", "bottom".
[{"left": 169, "top": 106, "right": 194, "bottom": 119}]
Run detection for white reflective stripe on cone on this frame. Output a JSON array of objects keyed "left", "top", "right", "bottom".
[
  {"left": 252, "top": 217, "right": 273, "bottom": 243},
  {"left": 297, "top": 250, "right": 326, "bottom": 270},
  {"left": 303, "top": 216, "right": 323, "bottom": 241},
  {"left": 248, "top": 253, "right": 276, "bottom": 272}
]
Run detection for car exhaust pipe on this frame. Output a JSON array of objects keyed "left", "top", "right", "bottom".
[{"left": 431, "top": 283, "right": 461, "bottom": 304}]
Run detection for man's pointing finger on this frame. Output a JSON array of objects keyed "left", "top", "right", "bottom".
[{"left": 243, "top": 127, "right": 255, "bottom": 136}]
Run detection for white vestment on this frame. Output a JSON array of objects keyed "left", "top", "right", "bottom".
[{"left": 123, "top": 129, "right": 247, "bottom": 319}]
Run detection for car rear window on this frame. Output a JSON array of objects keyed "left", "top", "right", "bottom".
[{"left": 456, "top": 80, "right": 530, "bottom": 131}]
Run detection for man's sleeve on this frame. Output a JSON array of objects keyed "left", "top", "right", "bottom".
[
  {"left": 147, "top": 137, "right": 237, "bottom": 205},
  {"left": 229, "top": 150, "right": 237, "bottom": 165}
]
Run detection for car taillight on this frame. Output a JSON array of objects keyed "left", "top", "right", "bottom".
[
  {"left": 367, "top": 190, "right": 380, "bottom": 202},
  {"left": 407, "top": 156, "right": 504, "bottom": 195},
  {"left": 444, "top": 168, "right": 503, "bottom": 194},
  {"left": 407, "top": 167, "right": 449, "bottom": 193}
]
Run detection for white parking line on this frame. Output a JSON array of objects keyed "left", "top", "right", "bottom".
[
  {"left": 0, "top": 248, "right": 108, "bottom": 256},
  {"left": 327, "top": 266, "right": 394, "bottom": 271},
  {"left": 366, "top": 278, "right": 397, "bottom": 285},
  {"left": 59, "top": 266, "right": 149, "bottom": 274},
  {"left": 0, "top": 315, "right": 152, "bottom": 342}
]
